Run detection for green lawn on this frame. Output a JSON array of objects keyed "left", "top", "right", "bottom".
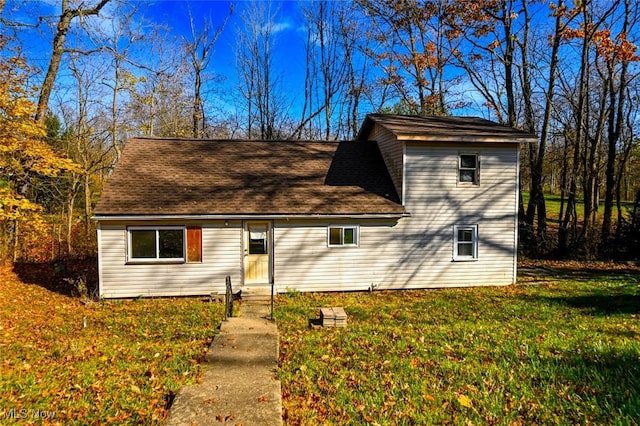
[
  {"left": 2, "top": 262, "right": 639, "bottom": 424},
  {"left": 522, "top": 192, "right": 634, "bottom": 222},
  {"left": 276, "top": 262, "right": 640, "bottom": 425}
]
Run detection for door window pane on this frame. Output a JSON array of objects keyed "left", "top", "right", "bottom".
[{"left": 249, "top": 226, "right": 267, "bottom": 254}]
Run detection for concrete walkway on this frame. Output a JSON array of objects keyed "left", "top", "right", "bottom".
[{"left": 165, "top": 303, "right": 282, "bottom": 426}]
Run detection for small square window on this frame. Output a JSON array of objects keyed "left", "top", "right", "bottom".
[
  {"left": 328, "top": 226, "right": 358, "bottom": 247},
  {"left": 459, "top": 154, "right": 479, "bottom": 185},
  {"left": 453, "top": 224, "right": 478, "bottom": 261}
]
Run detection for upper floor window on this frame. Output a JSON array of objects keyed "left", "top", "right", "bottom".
[
  {"left": 459, "top": 154, "right": 479, "bottom": 185},
  {"left": 328, "top": 225, "right": 358, "bottom": 247}
]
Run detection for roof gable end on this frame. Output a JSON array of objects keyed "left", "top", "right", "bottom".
[{"left": 358, "top": 113, "right": 537, "bottom": 143}]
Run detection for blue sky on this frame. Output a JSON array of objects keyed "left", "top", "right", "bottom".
[
  {"left": 4, "top": 0, "right": 311, "bottom": 110},
  {"left": 3, "top": 0, "right": 564, "bottom": 123},
  {"left": 139, "top": 0, "right": 311, "bottom": 97},
  {"left": 172, "top": 0, "right": 310, "bottom": 95}
]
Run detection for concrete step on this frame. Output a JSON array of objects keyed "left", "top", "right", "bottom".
[{"left": 241, "top": 285, "right": 275, "bottom": 302}]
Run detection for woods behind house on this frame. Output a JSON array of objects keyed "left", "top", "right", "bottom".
[{"left": 1, "top": 0, "right": 639, "bottom": 263}]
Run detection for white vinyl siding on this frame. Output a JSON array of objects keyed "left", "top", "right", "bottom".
[
  {"left": 272, "top": 145, "right": 517, "bottom": 291},
  {"left": 99, "top": 221, "right": 242, "bottom": 298},
  {"left": 372, "top": 124, "right": 404, "bottom": 203},
  {"left": 97, "top": 144, "right": 520, "bottom": 296},
  {"left": 395, "top": 145, "right": 518, "bottom": 286},
  {"left": 273, "top": 219, "right": 398, "bottom": 293}
]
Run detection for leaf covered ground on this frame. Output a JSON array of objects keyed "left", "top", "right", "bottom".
[
  {"left": 276, "top": 262, "right": 640, "bottom": 425},
  {"left": 2, "top": 260, "right": 639, "bottom": 424},
  {"left": 0, "top": 264, "right": 223, "bottom": 425}
]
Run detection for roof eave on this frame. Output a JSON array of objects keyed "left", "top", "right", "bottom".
[
  {"left": 399, "top": 134, "right": 538, "bottom": 143},
  {"left": 93, "top": 212, "right": 409, "bottom": 222}
]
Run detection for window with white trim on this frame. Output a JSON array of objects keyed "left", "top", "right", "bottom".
[
  {"left": 328, "top": 225, "right": 358, "bottom": 247},
  {"left": 459, "top": 154, "right": 479, "bottom": 185},
  {"left": 128, "top": 227, "right": 186, "bottom": 262},
  {"left": 453, "top": 224, "right": 478, "bottom": 261}
]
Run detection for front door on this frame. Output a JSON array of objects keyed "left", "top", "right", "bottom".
[{"left": 244, "top": 221, "right": 271, "bottom": 284}]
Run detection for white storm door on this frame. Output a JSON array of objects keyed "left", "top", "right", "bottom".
[{"left": 244, "top": 221, "right": 271, "bottom": 284}]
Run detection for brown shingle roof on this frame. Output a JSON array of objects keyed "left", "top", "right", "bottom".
[
  {"left": 94, "top": 139, "right": 404, "bottom": 217},
  {"left": 358, "top": 113, "right": 538, "bottom": 143}
]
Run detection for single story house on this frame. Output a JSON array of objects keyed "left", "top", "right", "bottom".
[{"left": 94, "top": 114, "right": 537, "bottom": 298}]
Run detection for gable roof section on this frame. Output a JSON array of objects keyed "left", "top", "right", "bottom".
[
  {"left": 94, "top": 138, "right": 404, "bottom": 217},
  {"left": 358, "top": 113, "right": 538, "bottom": 143}
]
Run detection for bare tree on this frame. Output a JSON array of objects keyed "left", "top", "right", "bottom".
[
  {"left": 600, "top": 0, "right": 639, "bottom": 251},
  {"left": 35, "top": 0, "right": 111, "bottom": 124},
  {"left": 296, "top": 1, "right": 380, "bottom": 139},
  {"left": 185, "top": 3, "right": 232, "bottom": 138},
  {"left": 83, "top": 1, "right": 151, "bottom": 161},
  {"left": 557, "top": 0, "right": 621, "bottom": 256},
  {"left": 524, "top": 0, "right": 576, "bottom": 244},
  {"left": 358, "top": 0, "right": 459, "bottom": 115},
  {"left": 235, "top": 0, "right": 289, "bottom": 139},
  {"left": 299, "top": 1, "right": 350, "bottom": 140}
]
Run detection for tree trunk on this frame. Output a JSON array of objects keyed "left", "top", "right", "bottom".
[
  {"left": 525, "top": 0, "right": 564, "bottom": 245},
  {"left": 559, "top": 5, "right": 591, "bottom": 256},
  {"left": 601, "top": 0, "right": 631, "bottom": 250},
  {"left": 36, "top": 0, "right": 111, "bottom": 123}
]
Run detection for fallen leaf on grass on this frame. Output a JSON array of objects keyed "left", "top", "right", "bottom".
[
  {"left": 215, "top": 414, "right": 235, "bottom": 422},
  {"left": 258, "top": 396, "right": 267, "bottom": 402},
  {"left": 457, "top": 393, "right": 473, "bottom": 408},
  {"left": 423, "top": 394, "right": 435, "bottom": 403}
]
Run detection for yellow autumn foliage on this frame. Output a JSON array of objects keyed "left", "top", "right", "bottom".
[{"left": 0, "top": 36, "right": 80, "bottom": 230}]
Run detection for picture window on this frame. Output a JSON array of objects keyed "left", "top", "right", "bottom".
[{"left": 128, "top": 226, "right": 202, "bottom": 263}]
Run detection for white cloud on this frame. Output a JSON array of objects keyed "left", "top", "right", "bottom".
[{"left": 268, "top": 20, "right": 292, "bottom": 34}]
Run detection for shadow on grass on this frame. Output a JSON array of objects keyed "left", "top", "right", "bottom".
[
  {"left": 521, "top": 265, "right": 640, "bottom": 282},
  {"left": 519, "top": 263, "right": 640, "bottom": 315},
  {"left": 539, "top": 294, "right": 640, "bottom": 315},
  {"left": 534, "top": 349, "right": 640, "bottom": 422},
  {"left": 13, "top": 257, "right": 99, "bottom": 298}
]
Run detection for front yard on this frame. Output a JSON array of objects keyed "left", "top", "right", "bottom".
[
  {"left": 276, "top": 261, "right": 640, "bottom": 425},
  {"left": 1, "top": 260, "right": 639, "bottom": 424},
  {"left": 0, "top": 264, "right": 223, "bottom": 424}
]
